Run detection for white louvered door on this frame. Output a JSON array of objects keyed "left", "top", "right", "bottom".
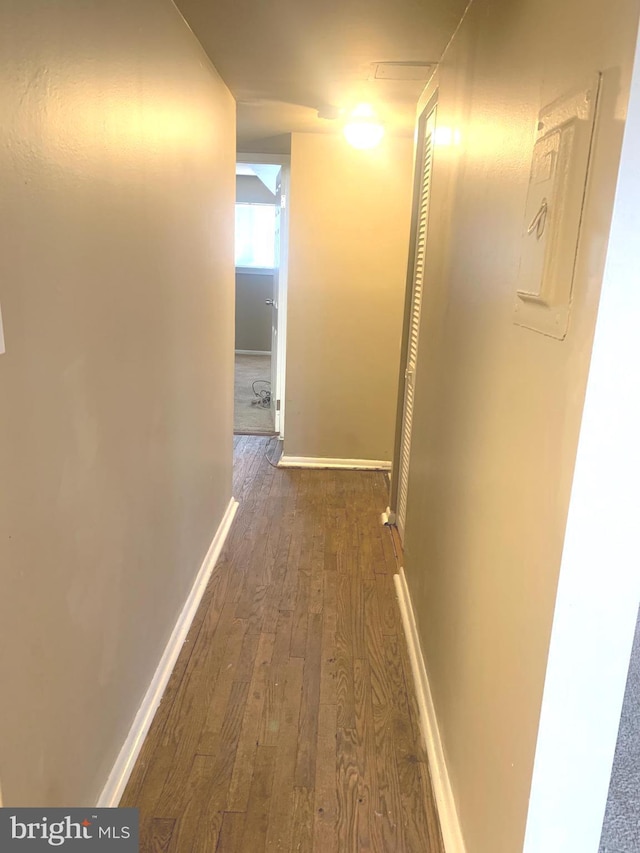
[{"left": 397, "top": 108, "right": 436, "bottom": 542}]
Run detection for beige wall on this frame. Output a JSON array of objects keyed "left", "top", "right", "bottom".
[
  {"left": 235, "top": 272, "right": 273, "bottom": 351},
  {"left": 400, "top": 0, "right": 640, "bottom": 850},
  {"left": 0, "top": 0, "right": 235, "bottom": 805},
  {"left": 285, "top": 132, "right": 413, "bottom": 461},
  {"left": 525, "top": 32, "right": 640, "bottom": 848}
]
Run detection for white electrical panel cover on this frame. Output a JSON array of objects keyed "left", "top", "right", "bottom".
[{"left": 514, "top": 76, "right": 601, "bottom": 339}]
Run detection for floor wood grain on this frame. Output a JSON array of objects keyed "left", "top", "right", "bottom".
[{"left": 121, "top": 436, "right": 443, "bottom": 852}]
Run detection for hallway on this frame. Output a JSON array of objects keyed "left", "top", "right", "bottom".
[{"left": 121, "top": 436, "right": 443, "bottom": 852}]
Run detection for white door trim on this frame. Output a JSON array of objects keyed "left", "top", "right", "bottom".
[{"left": 275, "top": 163, "right": 290, "bottom": 439}]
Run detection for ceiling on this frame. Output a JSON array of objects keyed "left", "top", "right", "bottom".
[{"left": 175, "top": 0, "right": 468, "bottom": 153}]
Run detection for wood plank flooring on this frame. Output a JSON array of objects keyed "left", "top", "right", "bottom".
[{"left": 121, "top": 436, "right": 443, "bottom": 852}]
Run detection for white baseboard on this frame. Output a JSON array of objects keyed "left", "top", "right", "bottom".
[
  {"left": 235, "top": 349, "right": 271, "bottom": 356},
  {"left": 394, "top": 567, "right": 467, "bottom": 853},
  {"left": 278, "top": 455, "right": 391, "bottom": 471},
  {"left": 96, "top": 496, "right": 239, "bottom": 807}
]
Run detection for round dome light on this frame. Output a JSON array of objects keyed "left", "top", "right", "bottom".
[{"left": 343, "top": 104, "right": 385, "bottom": 149}]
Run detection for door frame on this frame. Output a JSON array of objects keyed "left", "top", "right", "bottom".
[
  {"left": 236, "top": 153, "right": 290, "bottom": 439},
  {"left": 389, "top": 93, "right": 438, "bottom": 526}
]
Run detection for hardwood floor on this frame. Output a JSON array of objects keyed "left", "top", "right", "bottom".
[{"left": 121, "top": 436, "right": 443, "bottom": 852}]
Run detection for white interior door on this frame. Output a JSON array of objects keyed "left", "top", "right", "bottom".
[
  {"left": 271, "top": 165, "right": 290, "bottom": 438},
  {"left": 237, "top": 154, "right": 289, "bottom": 438},
  {"left": 397, "top": 107, "right": 436, "bottom": 542}
]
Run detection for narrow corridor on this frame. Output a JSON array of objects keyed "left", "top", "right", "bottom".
[{"left": 121, "top": 436, "right": 443, "bottom": 851}]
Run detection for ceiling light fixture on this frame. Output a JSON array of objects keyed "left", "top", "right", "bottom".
[{"left": 343, "top": 103, "right": 385, "bottom": 150}]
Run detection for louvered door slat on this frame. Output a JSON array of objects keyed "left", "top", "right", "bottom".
[{"left": 397, "top": 107, "right": 436, "bottom": 541}]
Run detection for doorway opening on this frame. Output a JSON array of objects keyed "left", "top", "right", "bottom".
[{"left": 234, "top": 156, "right": 289, "bottom": 438}]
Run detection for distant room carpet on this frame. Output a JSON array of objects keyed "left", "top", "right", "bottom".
[
  {"left": 234, "top": 354, "right": 275, "bottom": 435},
  {"left": 599, "top": 607, "right": 640, "bottom": 852}
]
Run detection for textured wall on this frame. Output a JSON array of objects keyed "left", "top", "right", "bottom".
[
  {"left": 399, "top": 0, "right": 640, "bottom": 849},
  {"left": 0, "top": 0, "right": 236, "bottom": 805},
  {"left": 285, "top": 132, "right": 413, "bottom": 462}
]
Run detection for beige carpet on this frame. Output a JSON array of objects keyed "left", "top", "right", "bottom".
[{"left": 234, "top": 354, "right": 275, "bottom": 434}]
